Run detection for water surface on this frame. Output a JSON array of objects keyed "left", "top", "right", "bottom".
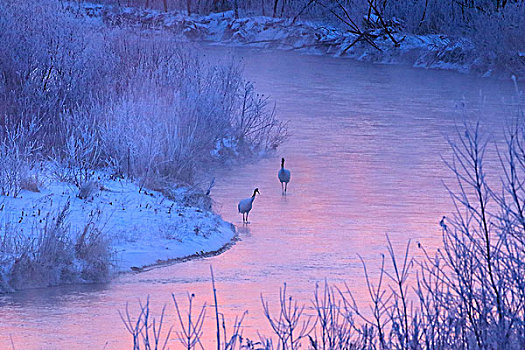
[{"left": 0, "top": 46, "right": 520, "bottom": 349}]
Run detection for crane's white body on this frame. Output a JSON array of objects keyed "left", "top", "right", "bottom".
[
  {"left": 238, "top": 188, "right": 259, "bottom": 223},
  {"left": 238, "top": 197, "right": 255, "bottom": 215},
  {"left": 278, "top": 158, "right": 291, "bottom": 194}
]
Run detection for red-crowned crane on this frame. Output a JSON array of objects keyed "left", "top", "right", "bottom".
[
  {"left": 238, "top": 188, "right": 260, "bottom": 223},
  {"left": 278, "top": 158, "right": 291, "bottom": 195}
]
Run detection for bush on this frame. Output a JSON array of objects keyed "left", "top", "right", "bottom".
[
  {"left": 0, "top": 202, "right": 111, "bottom": 292},
  {"left": 0, "top": 0, "right": 113, "bottom": 147},
  {"left": 0, "top": 119, "right": 40, "bottom": 197},
  {"left": 99, "top": 38, "right": 287, "bottom": 184},
  {"left": 0, "top": 0, "right": 287, "bottom": 189}
]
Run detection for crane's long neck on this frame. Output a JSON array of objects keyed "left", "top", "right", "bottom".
[{"left": 281, "top": 159, "right": 285, "bottom": 168}]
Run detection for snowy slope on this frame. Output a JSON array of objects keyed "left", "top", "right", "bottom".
[{"left": 0, "top": 173, "right": 236, "bottom": 277}]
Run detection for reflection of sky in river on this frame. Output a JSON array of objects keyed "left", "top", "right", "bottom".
[{"left": 0, "top": 45, "right": 521, "bottom": 349}]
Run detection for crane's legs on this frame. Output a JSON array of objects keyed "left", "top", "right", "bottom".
[{"left": 285, "top": 182, "right": 288, "bottom": 194}]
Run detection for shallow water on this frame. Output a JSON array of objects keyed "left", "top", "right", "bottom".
[{"left": 0, "top": 46, "right": 521, "bottom": 349}]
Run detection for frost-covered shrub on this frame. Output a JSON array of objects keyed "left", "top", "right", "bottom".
[
  {"left": 382, "top": 1, "right": 525, "bottom": 75},
  {"left": 100, "top": 38, "right": 287, "bottom": 184},
  {"left": 232, "top": 82, "right": 287, "bottom": 152},
  {"left": 468, "top": 3, "right": 525, "bottom": 76},
  {"left": 74, "top": 220, "right": 111, "bottom": 281},
  {"left": 77, "top": 180, "right": 101, "bottom": 200},
  {"left": 0, "top": 0, "right": 114, "bottom": 149},
  {"left": 52, "top": 111, "right": 103, "bottom": 188},
  {"left": 8, "top": 208, "right": 76, "bottom": 290},
  {"left": 0, "top": 0, "right": 112, "bottom": 189},
  {"left": 165, "top": 184, "right": 214, "bottom": 210},
  {"left": 381, "top": 0, "right": 465, "bottom": 34},
  {"left": 0, "top": 203, "right": 111, "bottom": 292},
  {"left": 0, "top": 119, "right": 40, "bottom": 197}
]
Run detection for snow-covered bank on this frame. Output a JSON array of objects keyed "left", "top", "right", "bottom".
[
  {"left": 82, "top": 3, "right": 523, "bottom": 78},
  {"left": 0, "top": 171, "right": 235, "bottom": 292}
]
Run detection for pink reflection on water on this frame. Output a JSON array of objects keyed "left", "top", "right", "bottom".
[{"left": 0, "top": 46, "right": 521, "bottom": 348}]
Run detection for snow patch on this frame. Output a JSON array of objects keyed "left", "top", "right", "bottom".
[{"left": 0, "top": 170, "right": 236, "bottom": 280}]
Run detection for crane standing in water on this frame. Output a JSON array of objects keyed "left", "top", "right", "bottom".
[
  {"left": 238, "top": 188, "right": 260, "bottom": 223},
  {"left": 278, "top": 158, "right": 291, "bottom": 195}
]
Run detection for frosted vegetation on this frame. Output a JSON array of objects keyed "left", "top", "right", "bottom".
[
  {"left": 97, "top": 0, "right": 525, "bottom": 77},
  {"left": 0, "top": 0, "right": 286, "bottom": 187},
  {"left": 0, "top": 0, "right": 286, "bottom": 290}
]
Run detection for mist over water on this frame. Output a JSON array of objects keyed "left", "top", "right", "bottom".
[{"left": 0, "top": 46, "right": 521, "bottom": 349}]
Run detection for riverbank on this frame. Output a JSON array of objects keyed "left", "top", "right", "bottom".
[
  {"left": 1, "top": 0, "right": 289, "bottom": 293},
  {"left": 0, "top": 169, "right": 236, "bottom": 292},
  {"left": 81, "top": 2, "right": 524, "bottom": 79}
]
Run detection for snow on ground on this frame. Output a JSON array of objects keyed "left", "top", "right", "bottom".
[
  {"left": 0, "top": 172, "right": 236, "bottom": 274},
  {"left": 78, "top": 2, "right": 517, "bottom": 78}
]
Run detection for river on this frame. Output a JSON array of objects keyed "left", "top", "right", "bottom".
[{"left": 0, "top": 46, "right": 520, "bottom": 349}]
